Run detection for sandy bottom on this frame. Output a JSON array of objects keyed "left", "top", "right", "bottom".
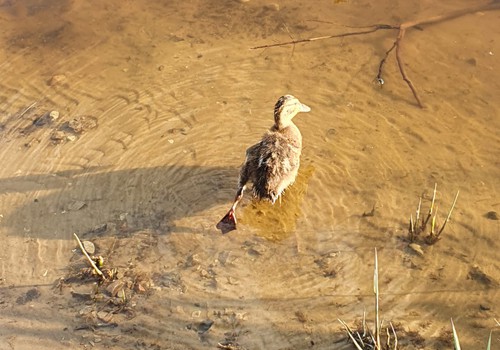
[{"left": 0, "top": 0, "right": 499, "bottom": 349}]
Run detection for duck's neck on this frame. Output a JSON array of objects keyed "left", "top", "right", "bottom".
[
  {"left": 271, "top": 121, "right": 302, "bottom": 148},
  {"left": 272, "top": 121, "right": 290, "bottom": 131},
  {"left": 273, "top": 117, "right": 296, "bottom": 131}
]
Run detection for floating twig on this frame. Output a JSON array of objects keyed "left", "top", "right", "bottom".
[
  {"left": 73, "top": 233, "right": 105, "bottom": 279},
  {"left": 251, "top": 24, "right": 397, "bottom": 50},
  {"left": 19, "top": 102, "right": 37, "bottom": 118}
]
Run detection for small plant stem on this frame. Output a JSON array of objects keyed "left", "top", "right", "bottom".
[
  {"left": 374, "top": 248, "right": 381, "bottom": 349},
  {"left": 362, "top": 309, "right": 367, "bottom": 336},
  {"left": 430, "top": 183, "right": 437, "bottom": 215},
  {"left": 415, "top": 196, "right": 422, "bottom": 231},
  {"left": 423, "top": 183, "right": 437, "bottom": 228},
  {"left": 73, "top": 233, "right": 105, "bottom": 279},
  {"left": 409, "top": 214, "right": 415, "bottom": 241},
  {"left": 386, "top": 327, "right": 391, "bottom": 348},
  {"left": 451, "top": 318, "right": 461, "bottom": 350},
  {"left": 431, "top": 207, "right": 438, "bottom": 236},
  {"left": 437, "top": 190, "right": 459, "bottom": 236},
  {"left": 390, "top": 322, "right": 398, "bottom": 350},
  {"left": 338, "top": 319, "right": 364, "bottom": 350}
]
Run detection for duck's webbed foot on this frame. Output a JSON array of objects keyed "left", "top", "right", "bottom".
[
  {"left": 216, "top": 185, "right": 245, "bottom": 234},
  {"left": 216, "top": 208, "right": 237, "bottom": 234}
]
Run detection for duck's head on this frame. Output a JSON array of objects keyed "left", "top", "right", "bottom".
[{"left": 273, "top": 95, "right": 310, "bottom": 129}]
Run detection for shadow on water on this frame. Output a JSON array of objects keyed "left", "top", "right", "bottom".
[
  {"left": 1, "top": 163, "right": 313, "bottom": 239},
  {"left": 0, "top": 165, "right": 232, "bottom": 239},
  {"left": 239, "top": 164, "right": 315, "bottom": 241}
]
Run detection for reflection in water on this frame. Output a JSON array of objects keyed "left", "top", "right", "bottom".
[{"left": 240, "top": 165, "right": 315, "bottom": 241}]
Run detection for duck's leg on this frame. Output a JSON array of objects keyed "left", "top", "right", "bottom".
[
  {"left": 216, "top": 185, "right": 246, "bottom": 234},
  {"left": 217, "top": 149, "right": 255, "bottom": 234}
]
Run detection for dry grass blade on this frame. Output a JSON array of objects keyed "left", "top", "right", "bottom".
[
  {"left": 486, "top": 331, "right": 491, "bottom": 350},
  {"left": 451, "top": 319, "right": 461, "bottom": 350},
  {"left": 409, "top": 214, "right": 415, "bottom": 241},
  {"left": 415, "top": 197, "right": 422, "bottom": 229},
  {"left": 338, "top": 319, "right": 364, "bottom": 350},
  {"left": 408, "top": 184, "right": 459, "bottom": 245},
  {"left": 437, "top": 190, "right": 460, "bottom": 236},
  {"left": 390, "top": 323, "right": 398, "bottom": 350},
  {"left": 425, "top": 183, "right": 437, "bottom": 226},
  {"left": 431, "top": 208, "right": 437, "bottom": 236},
  {"left": 374, "top": 248, "right": 381, "bottom": 349},
  {"left": 362, "top": 309, "right": 367, "bottom": 337},
  {"left": 338, "top": 250, "right": 398, "bottom": 349},
  {"left": 73, "top": 232, "right": 105, "bottom": 279},
  {"left": 386, "top": 327, "right": 391, "bottom": 348}
]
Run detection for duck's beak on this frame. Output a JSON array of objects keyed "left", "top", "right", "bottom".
[{"left": 299, "top": 102, "right": 311, "bottom": 113}]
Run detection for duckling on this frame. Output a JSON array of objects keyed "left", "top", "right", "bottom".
[{"left": 217, "top": 95, "right": 310, "bottom": 234}]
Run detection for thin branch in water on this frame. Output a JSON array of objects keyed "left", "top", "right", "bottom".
[
  {"left": 252, "top": 2, "right": 500, "bottom": 107},
  {"left": 250, "top": 24, "right": 397, "bottom": 50},
  {"left": 19, "top": 102, "right": 37, "bottom": 118},
  {"left": 376, "top": 42, "right": 397, "bottom": 85},
  {"left": 282, "top": 22, "right": 297, "bottom": 58},
  {"left": 394, "top": 27, "right": 424, "bottom": 107}
]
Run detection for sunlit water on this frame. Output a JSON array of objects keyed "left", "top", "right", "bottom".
[{"left": 0, "top": 1, "right": 499, "bottom": 349}]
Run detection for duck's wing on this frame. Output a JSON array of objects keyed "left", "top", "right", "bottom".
[
  {"left": 253, "top": 132, "right": 300, "bottom": 202},
  {"left": 238, "top": 142, "right": 261, "bottom": 189}
]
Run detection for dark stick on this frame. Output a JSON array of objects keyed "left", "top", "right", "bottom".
[
  {"left": 376, "top": 41, "right": 397, "bottom": 83},
  {"left": 394, "top": 27, "right": 424, "bottom": 108},
  {"left": 250, "top": 25, "right": 397, "bottom": 50}
]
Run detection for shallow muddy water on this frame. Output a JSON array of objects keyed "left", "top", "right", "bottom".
[{"left": 0, "top": 0, "right": 499, "bottom": 349}]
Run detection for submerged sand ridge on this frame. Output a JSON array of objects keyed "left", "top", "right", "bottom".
[{"left": 0, "top": 0, "right": 499, "bottom": 349}]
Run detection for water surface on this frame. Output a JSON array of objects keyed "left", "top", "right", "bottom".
[{"left": 0, "top": 1, "right": 499, "bottom": 349}]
